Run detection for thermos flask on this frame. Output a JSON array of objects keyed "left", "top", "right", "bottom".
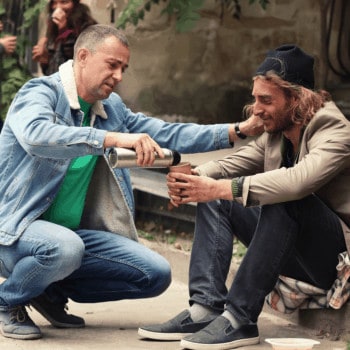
[{"left": 108, "top": 147, "right": 181, "bottom": 168}]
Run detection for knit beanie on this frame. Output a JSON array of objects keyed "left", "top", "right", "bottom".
[{"left": 255, "top": 44, "right": 315, "bottom": 89}]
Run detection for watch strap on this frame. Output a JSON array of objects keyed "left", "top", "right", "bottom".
[{"left": 234, "top": 122, "right": 247, "bottom": 139}]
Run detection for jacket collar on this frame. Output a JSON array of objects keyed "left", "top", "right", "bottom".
[{"left": 59, "top": 60, "right": 108, "bottom": 120}]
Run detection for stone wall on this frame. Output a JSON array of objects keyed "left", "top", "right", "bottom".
[{"left": 79, "top": 0, "right": 341, "bottom": 123}]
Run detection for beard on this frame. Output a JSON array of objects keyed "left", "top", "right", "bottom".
[{"left": 264, "top": 106, "right": 294, "bottom": 134}]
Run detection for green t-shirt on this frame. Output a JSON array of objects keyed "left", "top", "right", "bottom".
[{"left": 42, "top": 97, "right": 98, "bottom": 229}]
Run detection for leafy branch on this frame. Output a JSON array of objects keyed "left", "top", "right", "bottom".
[
  {"left": 0, "top": 0, "right": 46, "bottom": 121},
  {"left": 116, "top": 0, "right": 270, "bottom": 32},
  {"left": 162, "top": 0, "right": 206, "bottom": 32}
]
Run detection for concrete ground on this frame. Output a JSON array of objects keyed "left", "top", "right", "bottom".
[
  {"left": 0, "top": 239, "right": 348, "bottom": 350},
  {"left": 1, "top": 145, "right": 349, "bottom": 349}
]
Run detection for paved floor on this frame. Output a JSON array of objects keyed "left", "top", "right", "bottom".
[
  {"left": 0, "top": 240, "right": 348, "bottom": 350},
  {"left": 0, "top": 145, "right": 349, "bottom": 349}
]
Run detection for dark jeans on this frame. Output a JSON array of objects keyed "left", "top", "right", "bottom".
[{"left": 189, "top": 195, "right": 346, "bottom": 324}]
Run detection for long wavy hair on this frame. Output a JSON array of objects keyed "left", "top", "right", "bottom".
[
  {"left": 244, "top": 73, "right": 331, "bottom": 126},
  {"left": 46, "top": 0, "right": 97, "bottom": 42}
]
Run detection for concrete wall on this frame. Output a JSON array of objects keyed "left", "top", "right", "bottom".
[{"left": 77, "top": 0, "right": 339, "bottom": 123}]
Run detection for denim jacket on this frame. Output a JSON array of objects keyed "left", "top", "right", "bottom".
[{"left": 0, "top": 60, "right": 232, "bottom": 246}]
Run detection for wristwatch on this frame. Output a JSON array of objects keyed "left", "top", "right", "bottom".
[{"left": 234, "top": 122, "right": 247, "bottom": 139}]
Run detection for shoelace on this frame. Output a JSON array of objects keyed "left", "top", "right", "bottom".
[{"left": 9, "top": 306, "right": 28, "bottom": 323}]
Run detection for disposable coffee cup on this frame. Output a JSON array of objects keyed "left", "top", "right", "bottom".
[{"left": 168, "top": 162, "right": 191, "bottom": 175}]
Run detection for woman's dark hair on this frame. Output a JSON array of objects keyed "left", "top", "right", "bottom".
[{"left": 46, "top": 2, "right": 97, "bottom": 42}]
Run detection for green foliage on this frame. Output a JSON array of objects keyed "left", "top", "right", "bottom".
[
  {"left": 233, "top": 238, "right": 247, "bottom": 259},
  {"left": 1, "top": 57, "right": 32, "bottom": 118},
  {"left": 21, "top": 0, "right": 47, "bottom": 29},
  {"left": 249, "top": 0, "right": 269, "bottom": 9},
  {"left": 137, "top": 230, "right": 155, "bottom": 241},
  {"left": 115, "top": 0, "right": 145, "bottom": 28},
  {"left": 0, "top": 0, "right": 46, "bottom": 121},
  {"left": 116, "top": 0, "right": 270, "bottom": 32},
  {"left": 162, "top": 0, "right": 206, "bottom": 32}
]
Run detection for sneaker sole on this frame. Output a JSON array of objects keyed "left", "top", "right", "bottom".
[
  {"left": 138, "top": 327, "right": 191, "bottom": 341},
  {"left": 0, "top": 327, "right": 42, "bottom": 340},
  {"left": 180, "top": 336, "right": 260, "bottom": 350},
  {"left": 30, "top": 303, "right": 85, "bottom": 329}
]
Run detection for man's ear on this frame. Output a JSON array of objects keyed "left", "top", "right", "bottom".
[{"left": 76, "top": 48, "right": 89, "bottom": 66}]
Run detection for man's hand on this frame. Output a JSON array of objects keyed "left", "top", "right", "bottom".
[
  {"left": 104, "top": 132, "right": 164, "bottom": 166},
  {"left": 32, "top": 37, "right": 48, "bottom": 63},
  {"left": 51, "top": 7, "right": 68, "bottom": 30},
  {"left": 167, "top": 172, "right": 233, "bottom": 207},
  {"left": 239, "top": 114, "right": 264, "bottom": 136},
  {"left": 229, "top": 114, "right": 264, "bottom": 143},
  {"left": 0, "top": 36, "right": 17, "bottom": 55}
]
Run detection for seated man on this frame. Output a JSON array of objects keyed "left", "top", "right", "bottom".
[{"left": 139, "top": 44, "right": 350, "bottom": 350}]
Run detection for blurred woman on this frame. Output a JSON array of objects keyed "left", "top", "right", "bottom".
[
  {"left": 32, "top": 0, "right": 97, "bottom": 75},
  {"left": 0, "top": 20, "right": 17, "bottom": 132}
]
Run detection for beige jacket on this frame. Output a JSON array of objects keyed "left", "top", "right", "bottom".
[{"left": 196, "top": 101, "right": 350, "bottom": 250}]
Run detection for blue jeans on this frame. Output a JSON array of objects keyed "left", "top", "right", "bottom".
[
  {"left": 189, "top": 195, "right": 346, "bottom": 324},
  {"left": 0, "top": 220, "right": 171, "bottom": 310}
]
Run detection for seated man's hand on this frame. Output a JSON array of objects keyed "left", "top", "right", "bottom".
[{"left": 167, "top": 172, "right": 233, "bottom": 207}]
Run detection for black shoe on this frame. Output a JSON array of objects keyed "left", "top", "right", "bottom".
[
  {"left": 0, "top": 306, "right": 42, "bottom": 340},
  {"left": 30, "top": 294, "right": 85, "bottom": 329},
  {"left": 180, "top": 316, "right": 259, "bottom": 350},
  {"left": 138, "top": 310, "right": 216, "bottom": 341}
]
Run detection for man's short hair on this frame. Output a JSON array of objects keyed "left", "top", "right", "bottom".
[{"left": 73, "top": 24, "right": 129, "bottom": 58}]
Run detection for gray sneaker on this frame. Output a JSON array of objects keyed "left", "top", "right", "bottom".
[
  {"left": 0, "top": 306, "right": 42, "bottom": 340},
  {"left": 180, "top": 316, "right": 259, "bottom": 350},
  {"left": 138, "top": 310, "right": 216, "bottom": 341}
]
